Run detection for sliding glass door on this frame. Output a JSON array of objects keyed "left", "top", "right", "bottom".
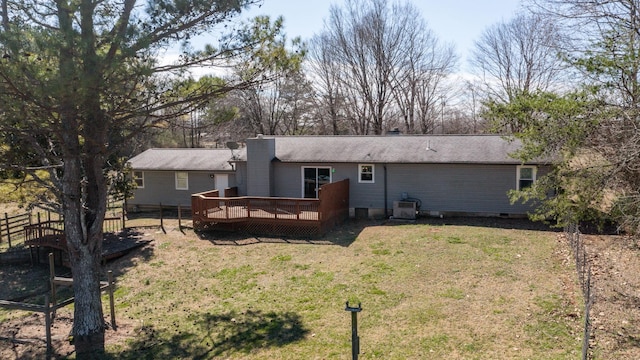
[{"left": 302, "top": 167, "right": 331, "bottom": 198}]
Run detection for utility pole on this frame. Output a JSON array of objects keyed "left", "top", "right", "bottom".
[{"left": 441, "top": 96, "right": 446, "bottom": 134}]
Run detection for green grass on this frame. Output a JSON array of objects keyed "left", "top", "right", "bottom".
[
  {"left": 99, "top": 221, "right": 583, "bottom": 359},
  {"left": 1, "top": 219, "right": 583, "bottom": 359}
]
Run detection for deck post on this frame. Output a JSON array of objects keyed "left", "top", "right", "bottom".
[
  {"left": 108, "top": 270, "right": 117, "bottom": 330},
  {"left": 49, "top": 253, "right": 57, "bottom": 318},
  {"left": 274, "top": 199, "right": 278, "bottom": 219},
  {"left": 37, "top": 213, "right": 42, "bottom": 238},
  {"left": 122, "top": 200, "right": 127, "bottom": 230},
  {"left": 45, "top": 294, "right": 52, "bottom": 358}
]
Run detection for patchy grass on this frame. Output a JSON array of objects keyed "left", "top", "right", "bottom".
[{"left": 91, "top": 220, "right": 582, "bottom": 359}]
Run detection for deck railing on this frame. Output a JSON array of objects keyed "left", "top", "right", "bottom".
[
  {"left": 23, "top": 214, "right": 125, "bottom": 251},
  {"left": 192, "top": 195, "right": 321, "bottom": 222},
  {"left": 191, "top": 179, "right": 349, "bottom": 236},
  {"left": 24, "top": 220, "right": 66, "bottom": 249}
]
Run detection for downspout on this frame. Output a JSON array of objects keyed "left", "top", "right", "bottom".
[{"left": 384, "top": 164, "right": 388, "bottom": 218}]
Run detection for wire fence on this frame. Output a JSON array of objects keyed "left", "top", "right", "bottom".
[{"left": 565, "top": 223, "right": 595, "bottom": 360}]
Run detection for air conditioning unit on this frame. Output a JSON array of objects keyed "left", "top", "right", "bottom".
[{"left": 393, "top": 201, "right": 417, "bottom": 220}]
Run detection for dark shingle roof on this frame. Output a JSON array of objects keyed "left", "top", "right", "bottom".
[
  {"left": 128, "top": 148, "right": 240, "bottom": 171},
  {"left": 266, "top": 135, "right": 533, "bottom": 164},
  {"left": 128, "top": 135, "right": 537, "bottom": 170}
]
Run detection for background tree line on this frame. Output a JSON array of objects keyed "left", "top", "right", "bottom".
[{"left": 155, "top": 0, "right": 570, "bottom": 146}]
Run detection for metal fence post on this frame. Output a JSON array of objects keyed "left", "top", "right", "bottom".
[
  {"left": 345, "top": 301, "right": 362, "bottom": 360},
  {"left": 159, "top": 203, "right": 166, "bottom": 234}
]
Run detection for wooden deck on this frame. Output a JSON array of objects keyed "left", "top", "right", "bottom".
[{"left": 192, "top": 180, "right": 350, "bottom": 237}]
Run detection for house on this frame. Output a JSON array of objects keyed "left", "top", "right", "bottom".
[
  {"left": 127, "top": 148, "right": 238, "bottom": 209},
  {"left": 128, "top": 135, "right": 546, "bottom": 218}
]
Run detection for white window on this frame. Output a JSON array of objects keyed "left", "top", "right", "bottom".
[
  {"left": 133, "top": 171, "right": 144, "bottom": 188},
  {"left": 358, "top": 164, "right": 375, "bottom": 183},
  {"left": 517, "top": 166, "right": 536, "bottom": 190},
  {"left": 175, "top": 171, "right": 189, "bottom": 190}
]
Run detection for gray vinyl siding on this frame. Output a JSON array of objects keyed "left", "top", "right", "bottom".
[
  {"left": 129, "top": 170, "right": 219, "bottom": 207},
  {"left": 246, "top": 137, "right": 275, "bottom": 196},
  {"left": 347, "top": 164, "right": 385, "bottom": 209},
  {"left": 272, "top": 163, "right": 303, "bottom": 198},
  {"left": 272, "top": 163, "right": 358, "bottom": 198},
  {"left": 269, "top": 162, "right": 541, "bottom": 215},
  {"left": 273, "top": 163, "right": 544, "bottom": 214},
  {"left": 234, "top": 162, "right": 248, "bottom": 196},
  {"left": 385, "top": 163, "right": 535, "bottom": 215}
]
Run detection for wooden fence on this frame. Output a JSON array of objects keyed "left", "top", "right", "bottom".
[
  {"left": 0, "top": 253, "right": 116, "bottom": 358},
  {"left": 2, "top": 208, "right": 124, "bottom": 249},
  {"left": 0, "top": 211, "right": 63, "bottom": 248},
  {"left": 318, "top": 179, "right": 350, "bottom": 233},
  {"left": 0, "top": 212, "right": 31, "bottom": 248},
  {"left": 0, "top": 295, "right": 54, "bottom": 356}
]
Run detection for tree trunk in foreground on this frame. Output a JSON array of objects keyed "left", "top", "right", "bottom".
[{"left": 61, "top": 146, "right": 108, "bottom": 357}]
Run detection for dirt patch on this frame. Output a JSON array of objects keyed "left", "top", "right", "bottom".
[
  {"left": 579, "top": 234, "right": 640, "bottom": 359},
  {"left": 0, "top": 311, "right": 136, "bottom": 359}
]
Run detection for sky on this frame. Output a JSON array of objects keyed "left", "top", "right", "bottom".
[{"left": 240, "top": 0, "right": 525, "bottom": 71}]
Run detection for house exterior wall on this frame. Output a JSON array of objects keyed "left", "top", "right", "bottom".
[
  {"left": 129, "top": 170, "right": 235, "bottom": 207},
  {"left": 385, "top": 163, "right": 538, "bottom": 216},
  {"left": 246, "top": 137, "right": 275, "bottom": 197},
  {"left": 270, "top": 162, "right": 545, "bottom": 217},
  {"left": 272, "top": 162, "right": 352, "bottom": 198},
  {"left": 235, "top": 163, "right": 248, "bottom": 196}
]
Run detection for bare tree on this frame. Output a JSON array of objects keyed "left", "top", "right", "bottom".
[
  {"left": 278, "top": 70, "right": 316, "bottom": 134},
  {"left": 306, "top": 33, "right": 349, "bottom": 134},
  {"left": 390, "top": 13, "right": 458, "bottom": 134},
  {"left": 229, "top": 66, "right": 313, "bottom": 135},
  {"left": 313, "top": 0, "right": 456, "bottom": 134},
  {"left": 227, "top": 16, "right": 306, "bottom": 135},
  {"left": 471, "top": 12, "right": 566, "bottom": 107}
]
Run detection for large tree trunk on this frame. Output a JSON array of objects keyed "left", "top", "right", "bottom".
[
  {"left": 67, "top": 224, "right": 106, "bottom": 356},
  {"left": 61, "top": 140, "right": 107, "bottom": 358},
  {"left": 54, "top": 0, "right": 112, "bottom": 355}
]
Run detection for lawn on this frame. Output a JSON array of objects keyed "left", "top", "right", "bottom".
[
  {"left": 1, "top": 218, "right": 583, "bottom": 359},
  {"left": 102, "top": 219, "right": 581, "bottom": 359}
]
